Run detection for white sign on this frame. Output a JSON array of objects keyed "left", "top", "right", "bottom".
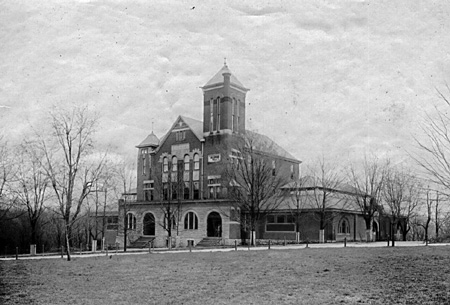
[{"left": 208, "top": 154, "right": 221, "bottom": 163}]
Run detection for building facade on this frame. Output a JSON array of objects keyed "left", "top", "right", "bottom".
[
  {"left": 118, "top": 63, "right": 391, "bottom": 248},
  {"left": 119, "top": 63, "right": 301, "bottom": 248}
]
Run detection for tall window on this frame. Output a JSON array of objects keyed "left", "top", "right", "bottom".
[
  {"left": 216, "top": 97, "right": 220, "bottom": 131},
  {"left": 193, "top": 181, "right": 200, "bottom": 199},
  {"left": 126, "top": 213, "right": 136, "bottom": 230},
  {"left": 163, "top": 157, "right": 168, "bottom": 172},
  {"left": 194, "top": 154, "right": 200, "bottom": 170},
  {"left": 210, "top": 98, "right": 214, "bottom": 132},
  {"left": 208, "top": 178, "right": 221, "bottom": 199},
  {"left": 141, "top": 149, "right": 147, "bottom": 175},
  {"left": 184, "top": 212, "right": 198, "bottom": 230},
  {"left": 272, "top": 160, "right": 276, "bottom": 176},
  {"left": 339, "top": 219, "right": 350, "bottom": 234},
  {"left": 236, "top": 99, "right": 240, "bottom": 131},
  {"left": 184, "top": 181, "right": 190, "bottom": 199},
  {"left": 163, "top": 183, "right": 169, "bottom": 200},
  {"left": 232, "top": 98, "right": 235, "bottom": 132},
  {"left": 184, "top": 155, "right": 190, "bottom": 171},
  {"left": 290, "top": 164, "right": 294, "bottom": 180},
  {"left": 172, "top": 182, "right": 178, "bottom": 200},
  {"left": 172, "top": 156, "right": 178, "bottom": 172},
  {"left": 143, "top": 182, "right": 154, "bottom": 201}
]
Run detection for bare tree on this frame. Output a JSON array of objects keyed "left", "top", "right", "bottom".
[
  {"left": 113, "top": 160, "right": 135, "bottom": 252},
  {"left": 224, "top": 133, "right": 287, "bottom": 246},
  {"left": 382, "top": 167, "right": 420, "bottom": 246},
  {"left": 153, "top": 156, "right": 183, "bottom": 249},
  {"left": 13, "top": 142, "right": 50, "bottom": 248},
  {"left": 38, "top": 106, "right": 105, "bottom": 261},
  {"left": 282, "top": 178, "right": 308, "bottom": 243},
  {"left": 0, "top": 138, "right": 19, "bottom": 222},
  {"left": 307, "top": 157, "right": 347, "bottom": 243},
  {"left": 414, "top": 86, "right": 450, "bottom": 195},
  {"left": 348, "top": 156, "right": 387, "bottom": 241},
  {"left": 415, "top": 188, "right": 433, "bottom": 245}
]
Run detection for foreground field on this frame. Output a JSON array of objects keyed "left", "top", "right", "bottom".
[{"left": 1, "top": 246, "right": 450, "bottom": 304}]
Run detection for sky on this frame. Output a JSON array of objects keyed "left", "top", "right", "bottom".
[{"left": 1, "top": 0, "right": 450, "bottom": 169}]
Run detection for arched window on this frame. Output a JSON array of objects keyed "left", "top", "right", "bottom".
[
  {"left": 126, "top": 213, "right": 136, "bottom": 230},
  {"left": 194, "top": 154, "right": 200, "bottom": 170},
  {"left": 216, "top": 97, "right": 221, "bottom": 131},
  {"left": 172, "top": 156, "right": 178, "bottom": 172},
  {"left": 339, "top": 218, "right": 350, "bottom": 234},
  {"left": 163, "top": 157, "right": 168, "bottom": 172},
  {"left": 143, "top": 213, "right": 155, "bottom": 236},
  {"left": 210, "top": 98, "right": 214, "bottom": 132},
  {"left": 184, "top": 211, "right": 198, "bottom": 230},
  {"left": 184, "top": 155, "right": 190, "bottom": 171}
]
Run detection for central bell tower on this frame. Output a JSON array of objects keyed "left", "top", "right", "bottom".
[{"left": 201, "top": 61, "right": 249, "bottom": 137}]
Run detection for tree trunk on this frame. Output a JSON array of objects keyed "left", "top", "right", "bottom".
[{"left": 65, "top": 225, "right": 71, "bottom": 261}]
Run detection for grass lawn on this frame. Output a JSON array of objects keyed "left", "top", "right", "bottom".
[{"left": 1, "top": 246, "right": 450, "bottom": 304}]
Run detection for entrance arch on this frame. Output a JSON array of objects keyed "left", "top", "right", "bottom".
[
  {"left": 143, "top": 213, "right": 155, "bottom": 236},
  {"left": 207, "top": 212, "right": 222, "bottom": 237}
]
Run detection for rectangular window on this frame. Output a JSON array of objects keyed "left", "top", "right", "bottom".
[
  {"left": 184, "top": 182, "right": 190, "bottom": 200},
  {"left": 163, "top": 183, "right": 169, "bottom": 200},
  {"left": 267, "top": 215, "right": 275, "bottom": 223},
  {"left": 193, "top": 182, "right": 200, "bottom": 199}
]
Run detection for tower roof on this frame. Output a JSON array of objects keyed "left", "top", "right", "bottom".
[
  {"left": 136, "top": 131, "right": 160, "bottom": 148},
  {"left": 202, "top": 63, "right": 248, "bottom": 91}
]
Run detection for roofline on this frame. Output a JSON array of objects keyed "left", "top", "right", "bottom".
[{"left": 201, "top": 82, "right": 250, "bottom": 93}]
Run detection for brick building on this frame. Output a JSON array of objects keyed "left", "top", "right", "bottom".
[
  {"left": 119, "top": 63, "right": 301, "bottom": 248},
  {"left": 118, "top": 63, "right": 387, "bottom": 248}
]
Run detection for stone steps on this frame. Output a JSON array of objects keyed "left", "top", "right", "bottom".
[
  {"left": 130, "top": 236, "right": 155, "bottom": 248},
  {"left": 196, "top": 237, "right": 223, "bottom": 248}
]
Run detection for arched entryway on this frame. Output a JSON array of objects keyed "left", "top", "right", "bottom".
[
  {"left": 143, "top": 213, "right": 155, "bottom": 236},
  {"left": 207, "top": 212, "right": 222, "bottom": 237}
]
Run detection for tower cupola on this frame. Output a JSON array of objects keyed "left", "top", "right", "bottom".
[{"left": 201, "top": 61, "right": 249, "bottom": 136}]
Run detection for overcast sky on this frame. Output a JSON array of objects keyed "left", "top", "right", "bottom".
[{"left": 1, "top": 1, "right": 450, "bottom": 168}]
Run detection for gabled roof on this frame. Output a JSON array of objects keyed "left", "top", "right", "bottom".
[
  {"left": 202, "top": 64, "right": 248, "bottom": 90},
  {"left": 179, "top": 116, "right": 203, "bottom": 141},
  {"left": 157, "top": 116, "right": 204, "bottom": 150},
  {"left": 246, "top": 130, "right": 300, "bottom": 163}
]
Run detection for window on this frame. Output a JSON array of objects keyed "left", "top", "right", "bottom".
[
  {"left": 184, "top": 212, "right": 198, "bottom": 230},
  {"left": 193, "top": 181, "right": 200, "bottom": 199},
  {"left": 266, "top": 214, "right": 295, "bottom": 232},
  {"left": 216, "top": 97, "right": 220, "bottom": 131},
  {"left": 143, "top": 182, "right": 154, "bottom": 201},
  {"left": 290, "top": 164, "right": 294, "bottom": 180},
  {"left": 237, "top": 99, "right": 240, "bottom": 130},
  {"left": 126, "top": 213, "right": 136, "bottom": 230},
  {"left": 184, "top": 181, "right": 190, "bottom": 199},
  {"left": 208, "top": 178, "right": 221, "bottom": 199},
  {"left": 232, "top": 98, "right": 235, "bottom": 132},
  {"left": 194, "top": 154, "right": 200, "bottom": 170},
  {"left": 176, "top": 131, "right": 186, "bottom": 141},
  {"left": 272, "top": 160, "right": 276, "bottom": 176},
  {"left": 172, "top": 182, "right": 178, "bottom": 200},
  {"left": 163, "top": 183, "right": 169, "bottom": 200},
  {"left": 141, "top": 149, "right": 147, "bottom": 175},
  {"left": 184, "top": 155, "right": 190, "bottom": 171},
  {"left": 339, "top": 219, "right": 350, "bottom": 234},
  {"left": 210, "top": 98, "right": 214, "bottom": 132},
  {"left": 172, "top": 156, "right": 178, "bottom": 172},
  {"left": 163, "top": 157, "right": 168, "bottom": 172}
]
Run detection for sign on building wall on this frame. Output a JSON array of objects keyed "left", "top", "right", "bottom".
[
  {"left": 171, "top": 143, "right": 190, "bottom": 158},
  {"left": 208, "top": 154, "right": 221, "bottom": 163}
]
